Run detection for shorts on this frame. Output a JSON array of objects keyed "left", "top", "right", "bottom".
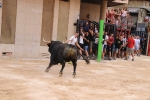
[
  {"left": 84, "top": 46, "right": 89, "bottom": 51},
  {"left": 102, "top": 45, "right": 107, "bottom": 52},
  {"left": 94, "top": 43, "right": 98, "bottom": 51},
  {"left": 103, "top": 45, "right": 107, "bottom": 49},
  {"left": 107, "top": 46, "right": 112, "bottom": 52},
  {"left": 126, "top": 47, "right": 134, "bottom": 54},
  {"left": 79, "top": 43, "right": 83, "bottom": 49},
  {"left": 108, "top": 19, "right": 111, "bottom": 23},
  {"left": 121, "top": 47, "right": 126, "bottom": 52},
  {"left": 115, "top": 48, "right": 119, "bottom": 53},
  {"left": 89, "top": 41, "right": 93, "bottom": 48},
  {"left": 134, "top": 45, "right": 139, "bottom": 50}
]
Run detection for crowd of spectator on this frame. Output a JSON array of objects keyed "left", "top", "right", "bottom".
[
  {"left": 66, "top": 6, "right": 147, "bottom": 61},
  {"left": 76, "top": 19, "right": 147, "bottom": 61}
]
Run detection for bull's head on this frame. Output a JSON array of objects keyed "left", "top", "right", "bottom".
[{"left": 43, "top": 38, "right": 62, "bottom": 53}]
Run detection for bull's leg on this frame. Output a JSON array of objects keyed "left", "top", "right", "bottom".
[
  {"left": 45, "top": 62, "right": 53, "bottom": 72},
  {"left": 45, "top": 55, "right": 54, "bottom": 72},
  {"left": 59, "top": 61, "right": 66, "bottom": 75},
  {"left": 72, "top": 60, "right": 77, "bottom": 76}
]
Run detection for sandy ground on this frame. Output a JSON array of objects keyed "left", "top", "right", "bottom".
[{"left": 0, "top": 55, "right": 150, "bottom": 100}]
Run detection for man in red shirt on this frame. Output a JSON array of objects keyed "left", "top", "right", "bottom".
[
  {"left": 125, "top": 35, "right": 135, "bottom": 61},
  {"left": 107, "top": 33, "right": 114, "bottom": 60}
]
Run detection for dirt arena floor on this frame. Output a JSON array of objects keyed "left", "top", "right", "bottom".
[{"left": 0, "top": 55, "right": 150, "bottom": 100}]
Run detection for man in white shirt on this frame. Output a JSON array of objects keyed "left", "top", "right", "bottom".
[
  {"left": 120, "top": 34, "right": 127, "bottom": 58},
  {"left": 134, "top": 36, "right": 140, "bottom": 56},
  {"left": 65, "top": 32, "right": 84, "bottom": 56}
]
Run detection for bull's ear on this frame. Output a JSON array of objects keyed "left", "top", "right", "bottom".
[{"left": 47, "top": 43, "right": 51, "bottom": 47}]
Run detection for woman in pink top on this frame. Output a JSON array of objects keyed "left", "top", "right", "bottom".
[{"left": 109, "top": 8, "right": 115, "bottom": 24}]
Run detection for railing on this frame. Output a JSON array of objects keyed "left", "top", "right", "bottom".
[{"left": 113, "top": 0, "right": 128, "bottom": 4}]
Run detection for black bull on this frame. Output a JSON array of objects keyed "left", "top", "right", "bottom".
[{"left": 45, "top": 41, "right": 90, "bottom": 76}]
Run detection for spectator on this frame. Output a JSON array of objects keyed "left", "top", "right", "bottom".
[
  {"left": 83, "top": 32, "right": 90, "bottom": 58},
  {"left": 109, "top": 8, "right": 115, "bottom": 24},
  {"left": 134, "top": 36, "right": 140, "bottom": 56},
  {"left": 121, "top": 7, "right": 127, "bottom": 20},
  {"left": 140, "top": 34, "right": 146, "bottom": 55},
  {"left": 93, "top": 33, "right": 99, "bottom": 56},
  {"left": 106, "top": 8, "right": 111, "bottom": 23},
  {"left": 114, "top": 8, "right": 121, "bottom": 27},
  {"left": 102, "top": 32, "right": 109, "bottom": 60},
  {"left": 65, "top": 32, "right": 84, "bottom": 59},
  {"left": 107, "top": 33, "right": 114, "bottom": 60},
  {"left": 114, "top": 36, "right": 123, "bottom": 60},
  {"left": 121, "top": 7, "right": 127, "bottom": 28},
  {"left": 120, "top": 34, "right": 127, "bottom": 58},
  {"left": 80, "top": 22, "right": 84, "bottom": 29},
  {"left": 95, "top": 25, "right": 98, "bottom": 33},
  {"left": 88, "top": 26, "right": 94, "bottom": 57},
  {"left": 84, "top": 21, "right": 90, "bottom": 32},
  {"left": 79, "top": 27, "right": 84, "bottom": 51},
  {"left": 124, "top": 35, "right": 135, "bottom": 61}
]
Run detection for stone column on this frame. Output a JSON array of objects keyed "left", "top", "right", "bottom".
[
  {"left": 100, "top": 0, "right": 107, "bottom": 21},
  {"left": 15, "top": 0, "right": 43, "bottom": 58},
  {"left": 67, "top": 0, "right": 81, "bottom": 39},
  {"left": 52, "top": 0, "right": 59, "bottom": 41},
  {"left": 0, "top": 0, "right": 2, "bottom": 36}
]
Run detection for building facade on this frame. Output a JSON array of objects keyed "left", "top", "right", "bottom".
[
  {"left": 0, "top": 0, "right": 128, "bottom": 58},
  {"left": 113, "top": 0, "right": 150, "bottom": 27}
]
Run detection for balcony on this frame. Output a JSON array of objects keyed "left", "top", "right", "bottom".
[
  {"left": 81, "top": 0, "right": 129, "bottom": 7},
  {"left": 113, "top": 0, "right": 128, "bottom": 4}
]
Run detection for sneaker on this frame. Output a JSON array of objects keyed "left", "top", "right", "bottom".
[
  {"left": 108, "top": 58, "right": 112, "bottom": 60},
  {"left": 132, "top": 59, "right": 134, "bottom": 61},
  {"left": 124, "top": 58, "right": 128, "bottom": 60},
  {"left": 138, "top": 54, "right": 140, "bottom": 57},
  {"left": 79, "top": 57, "right": 83, "bottom": 60},
  {"left": 87, "top": 56, "right": 90, "bottom": 60}
]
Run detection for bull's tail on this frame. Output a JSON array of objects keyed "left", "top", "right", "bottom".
[
  {"left": 77, "top": 47, "right": 90, "bottom": 64},
  {"left": 80, "top": 54, "right": 90, "bottom": 64}
]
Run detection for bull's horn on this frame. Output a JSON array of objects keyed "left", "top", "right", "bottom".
[{"left": 43, "top": 38, "right": 50, "bottom": 43}]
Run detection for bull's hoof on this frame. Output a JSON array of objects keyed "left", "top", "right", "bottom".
[
  {"left": 59, "top": 72, "right": 63, "bottom": 77},
  {"left": 72, "top": 74, "right": 76, "bottom": 78},
  {"left": 59, "top": 71, "right": 63, "bottom": 75},
  {"left": 73, "top": 72, "right": 76, "bottom": 77},
  {"left": 45, "top": 69, "right": 49, "bottom": 72},
  {"left": 59, "top": 74, "right": 62, "bottom": 77},
  {"left": 73, "top": 72, "right": 76, "bottom": 75}
]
